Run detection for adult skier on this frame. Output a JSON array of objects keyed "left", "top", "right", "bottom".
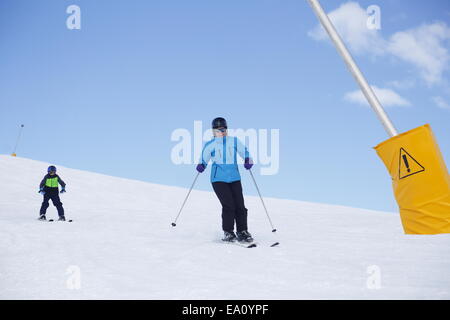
[
  {"left": 38, "top": 165, "right": 66, "bottom": 221},
  {"left": 196, "top": 117, "right": 254, "bottom": 243}
]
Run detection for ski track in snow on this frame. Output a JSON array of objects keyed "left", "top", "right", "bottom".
[{"left": 0, "top": 155, "right": 449, "bottom": 299}]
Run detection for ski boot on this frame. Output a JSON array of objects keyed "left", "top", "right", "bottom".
[
  {"left": 58, "top": 216, "right": 66, "bottom": 221},
  {"left": 222, "top": 231, "right": 237, "bottom": 242},
  {"left": 236, "top": 230, "right": 254, "bottom": 243},
  {"left": 38, "top": 214, "right": 46, "bottom": 221}
]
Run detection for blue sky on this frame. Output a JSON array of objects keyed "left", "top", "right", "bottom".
[{"left": 1, "top": 0, "right": 449, "bottom": 213}]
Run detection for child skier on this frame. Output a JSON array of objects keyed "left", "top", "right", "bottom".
[
  {"left": 196, "top": 117, "right": 254, "bottom": 243},
  {"left": 38, "top": 165, "right": 66, "bottom": 221}
]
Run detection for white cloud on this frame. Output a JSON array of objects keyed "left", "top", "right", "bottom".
[
  {"left": 431, "top": 96, "right": 450, "bottom": 110},
  {"left": 344, "top": 86, "right": 411, "bottom": 107},
  {"left": 307, "top": 2, "right": 385, "bottom": 55},
  {"left": 308, "top": 2, "right": 450, "bottom": 87},
  {"left": 387, "top": 79, "right": 416, "bottom": 90},
  {"left": 387, "top": 22, "right": 450, "bottom": 86}
]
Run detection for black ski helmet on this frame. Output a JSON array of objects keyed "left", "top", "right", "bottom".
[
  {"left": 212, "top": 117, "right": 227, "bottom": 129},
  {"left": 48, "top": 165, "right": 57, "bottom": 173}
]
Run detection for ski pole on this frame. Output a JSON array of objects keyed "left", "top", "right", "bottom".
[
  {"left": 171, "top": 172, "right": 200, "bottom": 227},
  {"left": 11, "top": 124, "right": 25, "bottom": 157},
  {"left": 249, "top": 169, "right": 279, "bottom": 246},
  {"left": 249, "top": 169, "right": 276, "bottom": 232}
]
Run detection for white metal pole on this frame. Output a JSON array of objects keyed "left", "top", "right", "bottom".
[{"left": 307, "top": 0, "right": 398, "bottom": 137}]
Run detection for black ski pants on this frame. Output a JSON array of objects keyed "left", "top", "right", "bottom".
[
  {"left": 212, "top": 180, "right": 248, "bottom": 233},
  {"left": 40, "top": 189, "right": 64, "bottom": 217}
]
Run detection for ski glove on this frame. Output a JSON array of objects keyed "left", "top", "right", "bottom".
[
  {"left": 38, "top": 188, "right": 45, "bottom": 195},
  {"left": 244, "top": 158, "right": 253, "bottom": 170},
  {"left": 196, "top": 164, "right": 206, "bottom": 173},
  {"left": 60, "top": 188, "right": 66, "bottom": 194}
]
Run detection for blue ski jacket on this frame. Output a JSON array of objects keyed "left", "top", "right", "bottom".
[{"left": 199, "top": 136, "right": 251, "bottom": 183}]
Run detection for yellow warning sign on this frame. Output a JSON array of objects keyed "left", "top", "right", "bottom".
[
  {"left": 399, "top": 148, "right": 424, "bottom": 179},
  {"left": 374, "top": 124, "right": 450, "bottom": 234}
]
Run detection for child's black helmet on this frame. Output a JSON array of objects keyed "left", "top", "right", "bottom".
[
  {"left": 48, "top": 165, "right": 57, "bottom": 173},
  {"left": 212, "top": 117, "right": 227, "bottom": 129}
]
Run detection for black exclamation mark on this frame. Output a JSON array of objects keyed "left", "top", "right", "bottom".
[{"left": 402, "top": 154, "right": 411, "bottom": 173}]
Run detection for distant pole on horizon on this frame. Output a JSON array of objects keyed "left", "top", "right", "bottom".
[{"left": 11, "top": 124, "right": 25, "bottom": 157}]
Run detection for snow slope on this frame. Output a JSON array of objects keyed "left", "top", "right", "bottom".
[{"left": 0, "top": 155, "right": 449, "bottom": 299}]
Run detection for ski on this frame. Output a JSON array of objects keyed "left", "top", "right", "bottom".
[
  {"left": 48, "top": 219, "right": 73, "bottom": 222},
  {"left": 237, "top": 241, "right": 257, "bottom": 248},
  {"left": 224, "top": 240, "right": 257, "bottom": 248},
  {"left": 237, "top": 241, "right": 280, "bottom": 248},
  {"left": 220, "top": 240, "right": 279, "bottom": 248},
  {"left": 217, "top": 239, "right": 256, "bottom": 248},
  {"left": 270, "top": 242, "right": 280, "bottom": 247}
]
